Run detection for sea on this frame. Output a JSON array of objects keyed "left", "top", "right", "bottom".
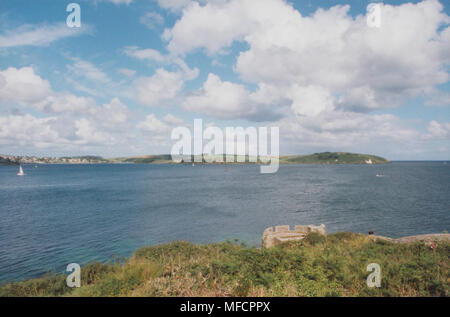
[{"left": 0, "top": 161, "right": 449, "bottom": 283}]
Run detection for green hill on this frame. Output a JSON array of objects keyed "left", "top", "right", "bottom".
[
  {"left": 109, "top": 154, "right": 173, "bottom": 164},
  {"left": 280, "top": 152, "right": 389, "bottom": 164}
]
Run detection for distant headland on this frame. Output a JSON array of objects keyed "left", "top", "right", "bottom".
[{"left": 0, "top": 152, "right": 389, "bottom": 165}]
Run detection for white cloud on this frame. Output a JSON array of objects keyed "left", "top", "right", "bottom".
[
  {"left": 164, "top": 0, "right": 251, "bottom": 54},
  {"left": 127, "top": 47, "right": 200, "bottom": 107},
  {"left": 163, "top": 113, "right": 185, "bottom": 125},
  {"left": 101, "top": 0, "right": 133, "bottom": 5},
  {"left": 67, "top": 58, "right": 110, "bottom": 83},
  {"left": 137, "top": 113, "right": 187, "bottom": 145},
  {"left": 0, "top": 115, "right": 60, "bottom": 148},
  {"left": 34, "top": 94, "right": 97, "bottom": 114},
  {"left": 424, "top": 90, "right": 450, "bottom": 106},
  {"left": 157, "top": 0, "right": 193, "bottom": 13},
  {"left": 275, "top": 110, "right": 419, "bottom": 151},
  {"left": 424, "top": 120, "right": 450, "bottom": 139},
  {"left": 137, "top": 114, "right": 171, "bottom": 134},
  {"left": 124, "top": 46, "right": 199, "bottom": 79},
  {"left": 0, "top": 23, "right": 90, "bottom": 48},
  {"left": 124, "top": 46, "right": 165, "bottom": 62},
  {"left": 140, "top": 12, "right": 164, "bottom": 29},
  {"left": 183, "top": 73, "right": 257, "bottom": 119},
  {"left": 117, "top": 68, "right": 136, "bottom": 77},
  {"left": 182, "top": 73, "right": 286, "bottom": 120},
  {"left": 136, "top": 68, "right": 185, "bottom": 106},
  {"left": 97, "top": 98, "right": 129, "bottom": 129},
  {"left": 75, "top": 118, "right": 115, "bottom": 145},
  {"left": 165, "top": 0, "right": 450, "bottom": 114},
  {"left": 0, "top": 66, "right": 177, "bottom": 154},
  {"left": 0, "top": 67, "right": 52, "bottom": 104},
  {"left": 289, "top": 85, "right": 335, "bottom": 117}
]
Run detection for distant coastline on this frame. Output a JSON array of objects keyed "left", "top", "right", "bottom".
[{"left": 0, "top": 152, "right": 389, "bottom": 165}]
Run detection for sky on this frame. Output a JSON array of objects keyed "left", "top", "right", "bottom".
[{"left": 0, "top": 0, "right": 449, "bottom": 160}]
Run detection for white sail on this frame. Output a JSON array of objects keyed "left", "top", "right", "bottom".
[{"left": 17, "top": 165, "right": 25, "bottom": 176}]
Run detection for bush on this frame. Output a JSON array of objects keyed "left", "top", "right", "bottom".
[{"left": 304, "top": 232, "right": 327, "bottom": 245}]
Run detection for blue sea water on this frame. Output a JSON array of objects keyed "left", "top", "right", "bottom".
[{"left": 0, "top": 162, "right": 449, "bottom": 283}]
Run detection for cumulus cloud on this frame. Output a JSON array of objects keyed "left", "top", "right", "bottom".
[
  {"left": 165, "top": 0, "right": 450, "bottom": 116},
  {"left": 183, "top": 73, "right": 254, "bottom": 119},
  {"left": 74, "top": 118, "right": 115, "bottom": 145},
  {"left": 274, "top": 110, "right": 419, "bottom": 154},
  {"left": 137, "top": 113, "right": 185, "bottom": 144},
  {"left": 34, "top": 94, "right": 98, "bottom": 114},
  {"left": 0, "top": 115, "right": 60, "bottom": 148},
  {"left": 163, "top": 113, "right": 185, "bottom": 125},
  {"left": 96, "top": 98, "right": 130, "bottom": 129},
  {"left": 136, "top": 69, "right": 185, "bottom": 106},
  {"left": 0, "top": 66, "right": 136, "bottom": 151},
  {"left": 0, "top": 67, "right": 52, "bottom": 104},
  {"left": 137, "top": 114, "right": 171, "bottom": 134},
  {"left": 289, "top": 85, "right": 335, "bottom": 117},
  {"left": 424, "top": 120, "right": 450, "bottom": 139}
]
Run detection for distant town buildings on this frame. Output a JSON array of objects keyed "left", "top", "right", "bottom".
[{"left": 0, "top": 154, "right": 108, "bottom": 164}]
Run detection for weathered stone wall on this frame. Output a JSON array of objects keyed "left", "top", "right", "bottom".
[{"left": 262, "top": 224, "right": 326, "bottom": 248}]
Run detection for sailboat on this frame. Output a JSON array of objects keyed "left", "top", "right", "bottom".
[{"left": 17, "top": 164, "right": 25, "bottom": 176}]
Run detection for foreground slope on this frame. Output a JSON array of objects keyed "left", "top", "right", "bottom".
[{"left": 1, "top": 233, "right": 447, "bottom": 297}]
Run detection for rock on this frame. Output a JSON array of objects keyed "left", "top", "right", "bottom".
[{"left": 262, "top": 224, "right": 326, "bottom": 248}]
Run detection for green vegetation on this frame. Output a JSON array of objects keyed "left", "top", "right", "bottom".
[
  {"left": 1, "top": 152, "right": 389, "bottom": 165},
  {"left": 110, "top": 154, "right": 173, "bottom": 164},
  {"left": 280, "top": 152, "right": 389, "bottom": 164},
  {"left": 1, "top": 233, "right": 447, "bottom": 297},
  {"left": 60, "top": 156, "right": 108, "bottom": 162},
  {"left": 110, "top": 152, "right": 389, "bottom": 165}
]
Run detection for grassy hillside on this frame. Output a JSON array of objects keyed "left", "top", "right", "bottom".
[
  {"left": 280, "top": 152, "right": 389, "bottom": 164},
  {"left": 1, "top": 233, "right": 447, "bottom": 297},
  {"left": 60, "top": 156, "right": 108, "bottom": 162},
  {"left": 109, "top": 154, "right": 173, "bottom": 164}
]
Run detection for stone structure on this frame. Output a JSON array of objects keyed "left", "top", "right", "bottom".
[
  {"left": 262, "top": 224, "right": 326, "bottom": 248},
  {"left": 369, "top": 233, "right": 450, "bottom": 244}
]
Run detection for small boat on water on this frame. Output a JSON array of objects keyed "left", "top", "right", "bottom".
[{"left": 17, "top": 165, "right": 25, "bottom": 176}]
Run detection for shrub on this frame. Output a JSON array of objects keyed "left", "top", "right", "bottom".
[{"left": 304, "top": 232, "right": 327, "bottom": 245}]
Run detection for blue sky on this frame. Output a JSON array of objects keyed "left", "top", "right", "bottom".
[{"left": 0, "top": 0, "right": 449, "bottom": 159}]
